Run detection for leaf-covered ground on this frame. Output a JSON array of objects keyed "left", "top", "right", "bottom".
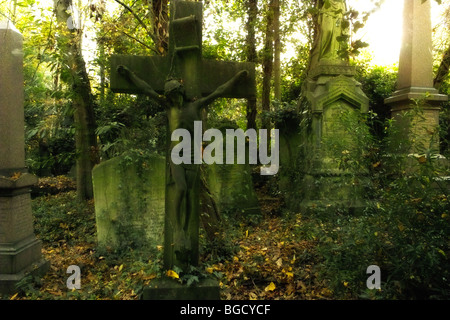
[
  {"left": 209, "top": 214, "right": 331, "bottom": 300},
  {"left": 1, "top": 176, "right": 331, "bottom": 300}
]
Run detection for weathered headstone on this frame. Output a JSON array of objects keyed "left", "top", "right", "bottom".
[
  {"left": 0, "top": 21, "right": 48, "bottom": 294},
  {"left": 203, "top": 123, "right": 260, "bottom": 217},
  {"left": 299, "top": 0, "right": 370, "bottom": 212},
  {"left": 385, "top": 0, "right": 448, "bottom": 154},
  {"left": 109, "top": 0, "right": 255, "bottom": 299},
  {"left": 93, "top": 154, "right": 166, "bottom": 254}
]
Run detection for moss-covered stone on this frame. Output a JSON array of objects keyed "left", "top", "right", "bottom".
[
  {"left": 205, "top": 162, "right": 260, "bottom": 216},
  {"left": 203, "top": 122, "right": 260, "bottom": 217},
  {"left": 93, "top": 154, "right": 165, "bottom": 254}
]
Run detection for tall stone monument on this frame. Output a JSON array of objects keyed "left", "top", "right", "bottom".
[
  {"left": 300, "top": 0, "right": 370, "bottom": 212},
  {"left": 385, "top": 0, "right": 448, "bottom": 154},
  {"left": 0, "top": 21, "right": 48, "bottom": 294}
]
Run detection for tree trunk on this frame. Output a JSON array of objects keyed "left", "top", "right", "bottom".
[
  {"left": 434, "top": 44, "right": 450, "bottom": 153},
  {"left": 434, "top": 45, "right": 450, "bottom": 91},
  {"left": 150, "top": 0, "right": 169, "bottom": 55},
  {"left": 273, "top": 0, "right": 281, "bottom": 101},
  {"left": 98, "top": 38, "right": 105, "bottom": 103},
  {"left": 245, "top": 0, "right": 258, "bottom": 130},
  {"left": 54, "top": 0, "right": 98, "bottom": 200},
  {"left": 262, "top": 0, "right": 275, "bottom": 130}
]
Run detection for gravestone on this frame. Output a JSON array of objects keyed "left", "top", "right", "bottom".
[
  {"left": 109, "top": 0, "right": 255, "bottom": 299},
  {"left": 385, "top": 0, "right": 448, "bottom": 155},
  {"left": 203, "top": 122, "right": 260, "bottom": 217},
  {"left": 93, "top": 154, "right": 165, "bottom": 254},
  {"left": 299, "top": 1, "right": 370, "bottom": 213},
  {"left": 0, "top": 21, "right": 48, "bottom": 294}
]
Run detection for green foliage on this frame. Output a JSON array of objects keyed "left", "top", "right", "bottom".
[
  {"left": 280, "top": 44, "right": 310, "bottom": 102},
  {"left": 263, "top": 100, "right": 300, "bottom": 132},
  {"left": 355, "top": 63, "right": 398, "bottom": 138},
  {"left": 25, "top": 99, "right": 76, "bottom": 176},
  {"left": 95, "top": 93, "right": 167, "bottom": 160},
  {"left": 295, "top": 107, "right": 450, "bottom": 299},
  {"left": 32, "top": 191, "right": 96, "bottom": 245}
]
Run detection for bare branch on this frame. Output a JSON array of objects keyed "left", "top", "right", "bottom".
[
  {"left": 114, "top": 0, "right": 159, "bottom": 47},
  {"left": 121, "top": 31, "right": 159, "bottom": 55}
]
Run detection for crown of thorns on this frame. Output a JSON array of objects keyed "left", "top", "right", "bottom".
[{"left": 164, "top": 78, "right": 185, "bottom": 95}]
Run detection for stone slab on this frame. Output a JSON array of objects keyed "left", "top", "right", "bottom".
[
  {"left": 93, "top": 154, "right": 166, "bottom": 253},
  {"left": 0, "top": 173, "right": 38, "bottom": 191},
  {"left": 385, "top": 87, "right": 448, "bottom": 107}
]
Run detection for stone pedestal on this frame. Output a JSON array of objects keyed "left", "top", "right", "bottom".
[
  {"left": 385, "top": 88, "right": 445, "bottom": 154},
  {"left": 0, "top": 174, "right": 49, "bottom": 294},
  {"left": 301, "top": 63, "right": 370, "bottom": 213}
]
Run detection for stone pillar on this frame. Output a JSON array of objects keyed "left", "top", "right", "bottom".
[
  {"left": 0, "top": 22, "right": 26, "bottom": 175},
  {"left": 385, "top": 0, "right": 448, "bottom": 154},
  {"left": 0, "top": 21, "right": 48, "bottom": 294}
]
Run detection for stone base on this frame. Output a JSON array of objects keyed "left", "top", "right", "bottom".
[
  {"left": 0, "top": 173, "right": 49, "bottom": 294},
  {"left": 0, "top": 236, "right": 49, "bottom": 294},
  {"left": 142, "top": 277, "right": 220, "bottom": 300},
  {"left": 384, "top": 87, "right": 448, "bottom": 106},
  {"left": 0, "top": 258, "right": 49, "bottom": 294},
  {"left": 0, "top": 236, "right": 43, "bottom": 272}
]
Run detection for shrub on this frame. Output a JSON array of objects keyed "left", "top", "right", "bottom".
[
  {"left": 296, "top": 106, "right": 450, "bottom": 299},
  {"left": 32, "top": 191, "right": 96, "bottom": 245}
]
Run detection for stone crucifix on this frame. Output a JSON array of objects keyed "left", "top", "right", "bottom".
[{"left": 110, "top": 0, "right": 255, "bottom": 271}]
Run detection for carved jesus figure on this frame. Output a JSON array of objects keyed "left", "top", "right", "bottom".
[{"left": 117, "top": 65, "right": 248, "bottom": 250}]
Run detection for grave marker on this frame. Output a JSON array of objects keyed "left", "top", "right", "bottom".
[
  {"left": 0, "top": 20, "right": 48, "bottom": 294},
  {"left": 385, "top": 0, "right": 448, "bottom": 154}
]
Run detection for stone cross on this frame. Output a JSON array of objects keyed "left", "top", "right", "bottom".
[
  {"left": 0, "top": 21, "right": 48, "bottom": 294},
  {"left": 110, "top": 0, "right": 255, "bottom": 271},
  {"left": 385, "top": 0, "right": 448, "bottom": 153}
]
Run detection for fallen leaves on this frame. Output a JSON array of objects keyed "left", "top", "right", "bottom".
[
  {"left": 213, "top": 215, "right": 331, "bottom": 300},
  {"left": 265, "top": 282, "right": 276, "bottom": 292},
  {"left": 3, "top": 184, "right": 332, "bottom": 301},
  {"left": 166, "top": 270, "right": 179, "bottom": 279},
  {"left": 9, "top": 172, "right": 22, "bottom": 181}
]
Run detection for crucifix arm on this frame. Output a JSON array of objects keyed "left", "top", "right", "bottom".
[
  {"left": 117, "top": 65, "right": 163, "bottom": 101},
  {"left": 197, "top": 70, "right": 249, "bottom": 108}
]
